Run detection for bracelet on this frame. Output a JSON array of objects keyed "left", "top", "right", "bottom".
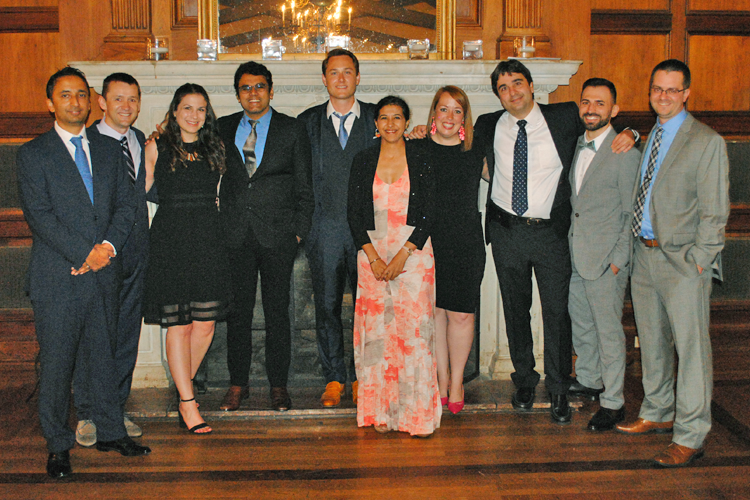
[
  {"left": 402, "top": 246, "right": 413, "bottom": 256},
  {"left": 369, "top": 257, "right": 381, "bottom": 265}
]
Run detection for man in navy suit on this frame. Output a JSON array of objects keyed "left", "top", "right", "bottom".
[
  {"left": 218, "top": 61, "right": 314, "bottom": 412},
  {"left": 297, "top": 49, "right": 378, "bottom": 407},
  {"left": 16, "top": 67, "right": 150, "bottom": 479},
  {"left": 74, "top": 73, "right": 149, "bottom": 446},
  {"left": 474, "top": 60, "right": 636, "bottom": 424}
]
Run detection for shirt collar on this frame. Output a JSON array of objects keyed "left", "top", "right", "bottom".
[
  {"left": 97, "top": 119, "right": 133, "bottom": 142},
  {"left": 326, "top": 99, "right": 360, "bottom": 119},
  {"left": 503, "top": 101, "right": 543, "bottom": 129},
  {"left": 55, "top": 121, "right": 88, "bottom": 144},
  {"left": 245, "top": 107, "right": 273, "bottom": 126},
  {"left": 584, "top": 124, "right": 613, "bottom": 151},
  {"left": 656, "top": 107, "right": 688, "bottom": 134}
]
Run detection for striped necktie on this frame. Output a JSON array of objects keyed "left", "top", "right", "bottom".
[
  {"left": 631, "top": 127, "right": 664, "bottom": 237},
  {"left": 120, "top": 136, "right": 136, "bottom": 185}
]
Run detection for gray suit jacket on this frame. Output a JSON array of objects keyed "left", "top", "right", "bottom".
[
  {"left": 635, "top": 112, "right": 729, "bottom": 280},
  {"left": 569, "top": 128, "right": 641, "bottom": 280}
]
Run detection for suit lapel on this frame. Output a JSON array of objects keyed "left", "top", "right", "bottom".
[
  {"left": 256, "top": 111, "right": 281, "bottom": 174},
  {"left": 579, "top": 129, "right": 615, "bottom": 192},
  {"left": 47, "top": 131, "right": 96, "bottom": 213},
  {"left": 89, "top": 133, "right": 108, "bottom": 212},
  {"left": 651, "top": 113, "right": 693, "bottom": 193}
]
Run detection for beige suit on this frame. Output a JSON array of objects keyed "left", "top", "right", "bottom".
[
  {"left": 631, "top": 111, "right": 729, "bottom": 449},
  {"left": 568, "top": 128, "right": 640, "bottom": 410}
]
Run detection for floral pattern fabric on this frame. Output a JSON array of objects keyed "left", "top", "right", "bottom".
[{"left": 353, "top": 166, "right": 441, "bottom": 435}]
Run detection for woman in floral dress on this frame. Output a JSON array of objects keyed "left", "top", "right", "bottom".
[{"left": 347, "top": 96, "right": 440, "bottom": 437}]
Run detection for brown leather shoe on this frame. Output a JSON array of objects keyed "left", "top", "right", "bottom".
[
  {"left": 270, "top": 387, "right": 291, "bottom": 411},
  {"left": 321, "top": 381, "right": 345, "bottom": 407},
  {"left": 352, "top": 380, "right": 359, "bottom": 404},
  {"left": 653, "top": 442, "right": 704, "bottom": 467},
  {"left": 219, "top": 386, "right": 249, "bottom": 411},
  {"left": 616, "top": 418, "right": 673, "bottom": 435}
]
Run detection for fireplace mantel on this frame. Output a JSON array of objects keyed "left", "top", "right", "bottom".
[{"left": 73, "top": 59, "right": 582, "bottom": 387}]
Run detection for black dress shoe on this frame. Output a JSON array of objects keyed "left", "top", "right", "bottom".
[
  {"left": 96, "top": 436, "right": 151, "bottom": 456},
  {"left": 271, "top": 387, "right": 292, "bottom": 411},
  {"left": 568, "top": 381, "right": 604, "bottom": 401},
  {"left": 587, "top": 406, "right": 625, "bottom": 431},
  {"left": 550, "top": 393, "right": 571, "bottom": 424},
  {"left": 511, "top": 387, "right": 535, "bottom": 410},
  {"left": 46, "top": 450, "right": 72, "bottom": 479}
]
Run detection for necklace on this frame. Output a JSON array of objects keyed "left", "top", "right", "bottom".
[{"left": 185, "top": 151, "right": 199, "bottom": 162}]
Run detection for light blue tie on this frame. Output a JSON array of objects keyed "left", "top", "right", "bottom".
[
  {"left": 333, "top": 111, "right": 352, "bottom": 149},
  {"left": 71, "top": 136, "right": 94, "bottom": 204}
]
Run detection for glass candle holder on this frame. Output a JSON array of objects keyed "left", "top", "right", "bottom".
[
  {"left": 148, "top": 36, "right": 169, "bottom": 61},
  {"left": 462, "top": 40, "right": 483, "bottom": 60},
  {"left": 197, "top": 39, "right": 218, "bottom": 61},
  {"left": 262, "top": 38, "right": 285, "bottom": 60},
  {"left": 407, "top": 39, "right": 430, "bottom": 59}
]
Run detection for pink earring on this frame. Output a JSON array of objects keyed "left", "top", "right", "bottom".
[
  {"left": 458, "top": 123, "right": 466, "bottom": 141},
  {"left": 430, "top": 120, "right": 437, "bottom": 135}
]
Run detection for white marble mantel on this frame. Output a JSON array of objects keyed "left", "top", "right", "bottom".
[{"left": 73, "top": 59, "right": 582, "bottom": 387}]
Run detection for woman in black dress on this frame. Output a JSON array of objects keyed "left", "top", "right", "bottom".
[
  {"left": 144, "top": 83, "right": 228, "bottom": 434},
  {"left": 422, "top": 86, "right": 487, "bottom": 414}
]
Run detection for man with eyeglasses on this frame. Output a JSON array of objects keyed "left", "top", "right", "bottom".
[
  {"left": 218, "top": 61, "right": 314, "bottom": 412},
  {"left": 616, "top": 59, "right": 729, "bottom": 468}
]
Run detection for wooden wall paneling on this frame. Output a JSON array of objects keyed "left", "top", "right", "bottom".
[
  {"left": 688, "top": 36, "right": 750, "bottom": 111},
  {"left": 101, "top": 0, "right": 153, "bottom": 60},
  {"left": 669, "top": 0, "right": 686, "bottom": 62},
  {"left": 153, "top": 0, "right": 197, "bottom": 60},
  {"left": 498, "top": 0, "right": 550, "bottom": 59},
  {"left": 172, "top": 0, "right": 197, "bottom": 29},
  {"left": 0, "top": 7, "right": 58, "bottom": 33},
  {"left": 0, "top": 113, "right": 53, "bottom": 139},
  {"left": 0, "top": 32, "right": 61, "bottom": 113},
  {"left": 689, "top": 0, "right": 750, "bottom": 11},
  {"left": 590, "top": 10, "right": 672, "bottom": 34},
  {"left": 544, "top": 0, "right": 590, "bottom": 104},
  {"left": 456, "top": 0, "right": 481, "bottom": 26},
  {"left": 589, "top": 34, "right": 669, "bottom": 112},
  {"left": 686, "top": 12, "right": 750, "bottom": 36},
  {"left": 59, "top": 0, "right": 112, "bottom": 61},
  {"left": 591, "top": 0, "right": 668, "bottom": 9}
]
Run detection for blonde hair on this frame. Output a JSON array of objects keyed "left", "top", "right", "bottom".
[{"left": 426, "top": 85, "right": 473, "bottom": 151}]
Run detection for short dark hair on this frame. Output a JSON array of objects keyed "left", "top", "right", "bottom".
[
  {"left": 490, "top": 60, "right": 533, "bottom": 98},
  {"left": 374, "top": 95, "right": 410, "bottom": 122},
  {"left": 102, "top": 72, "right": 141, "bottom": 99},
  {"left": 233, "top": 61, "right": 273, "bottom": 96},
  {"left": 46, "top": 66, "right": 89, "bottom": 99},
  {"left": 322, "top": 48, "right": 359, "bottom": 75},
  {"left": 650, "top": 59, "right": 691, "bottom": 89},
  {"left": 581, "top": 77, "right": 617, "bottom": 103}
]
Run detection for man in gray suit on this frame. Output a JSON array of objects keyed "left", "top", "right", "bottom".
[
  {"left": 567, "top": 78, "right": 640, "bottom": 431},
  {"left": 616, "top": 60, "right": 729, "bottom": 467}
]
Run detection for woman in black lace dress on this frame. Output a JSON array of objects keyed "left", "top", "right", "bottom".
[{"left": 144, "top": 83, "right": 228, "bottom": 434}]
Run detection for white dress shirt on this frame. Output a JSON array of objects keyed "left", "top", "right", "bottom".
[
  {"left": 96, "top": 120, "right": 142, "bottom": 176},
  {"left": 327, "top": 99, "right": 360, "bottom": 137},
  {"left": 55, "top": 122, "right": 91, "bottom": 174},
  {"left": 490, "top": 103, "right": 563, "bottom": 218},
  {"left": 574, "top": 124, "right": 612, "bottom": 195}
]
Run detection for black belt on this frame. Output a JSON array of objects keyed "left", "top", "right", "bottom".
[{"left": 487, "top": 201, "right": 551, "bottom": 228}]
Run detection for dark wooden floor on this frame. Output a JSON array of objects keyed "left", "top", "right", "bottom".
[{"left": 2, "top": 329, "right": 749, "bottom": 499}]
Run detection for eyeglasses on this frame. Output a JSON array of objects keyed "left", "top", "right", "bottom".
[
  {"left": 239, "top": 83, "right": 268, "bottom": 92},
  {"left": 650, "top": 86, "right": 685, "bottom": 96}
]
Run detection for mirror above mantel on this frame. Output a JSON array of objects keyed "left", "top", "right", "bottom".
[{"left": 198, "top": 0, "right": 455, "bottom": 59}]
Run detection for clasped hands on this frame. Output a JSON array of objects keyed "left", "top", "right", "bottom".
[
  {"left": 369, "top": 251, "right": 409, "bottom": 282},
  {"left": 71, "top": 243, "right": 115, "bottom": 275}
]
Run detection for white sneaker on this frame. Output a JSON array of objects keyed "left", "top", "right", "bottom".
[
  {"left": 76, "top": 420, "right": 97, "bottom": 447},
  {"left": 124, "top": 416, "right": 143, "bottom": 438}
]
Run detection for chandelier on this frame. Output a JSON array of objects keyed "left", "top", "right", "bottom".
[{"left": 279, "top": 0, "right": 353, "bottom": 52}]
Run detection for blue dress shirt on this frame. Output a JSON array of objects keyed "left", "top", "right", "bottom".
[
  {"left": 234, "top": 108, "right": 273, "bottom": 168},
  {"left": 639, "top": 108, "right": 688, "bottom": 239}
]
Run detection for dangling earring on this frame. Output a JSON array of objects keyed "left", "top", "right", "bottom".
[
  {"left": 430, "top": 120, "right": 437, "bottom": 135},
  {"left": 375, "top": 129, "right": 381, "bottom": 138},
  {"left": 458, "top": 123, "right": 466, "bottom": 141}
]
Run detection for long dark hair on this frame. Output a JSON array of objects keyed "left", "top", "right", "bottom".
[{"left": 163, "top": 83, "right": 226, "bottom": 174}]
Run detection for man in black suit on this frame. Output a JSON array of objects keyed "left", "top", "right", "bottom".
[
  {"left": 297, "top": 49, "right": 378, "bottom": 407},
  {"left": 16, "top": 67, "right": 150, "bottom": 479},
  {"left": 474, "top": 60, "right": 635, "bottom": 423},
  {"left": 74, "top": 73, "right": 149, "bottom": 446},
  {"left": 219, "top": 61, "right": 314, "bottom": 412}
]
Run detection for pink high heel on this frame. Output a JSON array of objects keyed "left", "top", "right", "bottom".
[
  {"left": 441, "top": 396, "right": 448, "bottom": 406},
  {"left": 448, "top": 386, "right": 464, "bottom": 414}
]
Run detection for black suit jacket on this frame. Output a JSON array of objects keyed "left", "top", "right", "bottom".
[
  {"left": 88, "top": 121, "right": 149, "bottom": 262},
  {"left": 219, "top": 109, "right": 314, "bottom": 249},
  {"left": 347, "top": 140, "right": 434, "bottom": 250},
  {"left": 16, "top": 127, "right": 136, "bottom": 302},
  {"left": 474, "top": 102, "right": 583, "bottom": 240}
]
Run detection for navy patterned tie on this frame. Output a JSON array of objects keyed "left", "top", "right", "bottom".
[
  {"left": 333, "top": 111, "right": 352, "bottom": 149},
  {"left": 120, "top": 136, "right": 136, "bottom": 186},
  {"left": 631, "top": 127, "right": 664, "bottom": 237},
  {"left": 512, "top": 119, "right": 528, "bottom": 216},
  {"left": 71, "top": 136, "right": 94, "bottom": 204}
]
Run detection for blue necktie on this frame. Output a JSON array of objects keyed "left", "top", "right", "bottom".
[
  {"left": 71, "top": 136, "right": 94, "bottom": 204},
  {"left": 511, "top": 119, "right": 528, "bottom": 216},
  {"left": 333, "top": 111, "right": 352, "bottom": 149}
]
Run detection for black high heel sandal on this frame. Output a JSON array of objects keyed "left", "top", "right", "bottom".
[{"left": 178, "top": 397, "right": 212, "bottom": 434}]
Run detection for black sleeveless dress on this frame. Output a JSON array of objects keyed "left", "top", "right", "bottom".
[
  {"left": 421, "top": 138, "right": 486, "bottom": 313},
  {"left": 144, "top": 140, "right": 230, "bottom": 326}
]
